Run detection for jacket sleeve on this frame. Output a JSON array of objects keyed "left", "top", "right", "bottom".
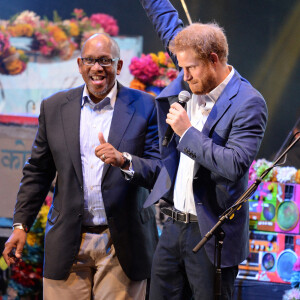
[
  {"left": 129, "top": 100, "right": 162, "bottom": 190},
  {"left": 177, "top": 93, "right": 268, "bottom": 182},
  {"left": 13, "top": 99, "right": 56, "bottom": 229},
  {"left": 139, "top": 0, "right": 184, "bottom": 65}
]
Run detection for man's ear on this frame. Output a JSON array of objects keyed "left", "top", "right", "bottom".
[
  {"left": 77, "top": 57, "right": 82, "bottom": 74},
  {"left": 117, "top": 59, "right": 123, "bottom": 75},
  {"left": 209, "top": 53, "right": 219, "bottom": 64}
]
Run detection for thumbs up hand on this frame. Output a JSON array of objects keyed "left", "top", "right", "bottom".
[
  {"left": 98, "top": 132, "right": 107, "bottom": 145},
  {"left": 95, "top": 132, "right": 126, "bottom": 168}
]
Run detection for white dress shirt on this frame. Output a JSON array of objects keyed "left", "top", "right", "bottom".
[
  {"left": 80, "top": 83, "right": 117, "bottom": 226},
  {"left": 173, "top": 66, "right": 234, "bottom": 215}
]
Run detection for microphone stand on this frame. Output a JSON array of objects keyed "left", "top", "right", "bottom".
[{"left": 192, "top": 134, "right": 300, "bottom": 300}]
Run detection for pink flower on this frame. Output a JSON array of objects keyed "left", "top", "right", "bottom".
[
  {"left": 90, "top": 13, "right": 119, "bottom": 36},
  {"left": 248, "top": 161, "right": 257, "bottom": 181},
  {"left": 166, "top": 69, "right": 178, "bottom": 81},
  {"left": 152, "top": 79, "right": 167, "bottom": 87},
  {"left": 159, "top": 67, "right": 166, "bottom": 75},
  {"left": 129, "top": 54, "right": 160, "bottom": 83},
  {"left": 293, "top": 257, "right": 300, "bottom": 271},
  {"left": 0, "top": 32, "right": 11, "bottom": 55},
  {"left": 45, "top": 196, "right": 53, "bottom": 207},
  {"left": 40, "top": 45, "right": 53, "bottom": 56},
  {"left": 73, "top": 8, "right": 85, "bottom": 19}
]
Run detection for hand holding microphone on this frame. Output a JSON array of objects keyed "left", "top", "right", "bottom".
[{"left": 163, "top": 90, "right": 191, "bottom": 147}]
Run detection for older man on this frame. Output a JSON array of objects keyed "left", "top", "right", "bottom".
[{"left": 3, "top": 33, "right": 161, "bottom": 300}]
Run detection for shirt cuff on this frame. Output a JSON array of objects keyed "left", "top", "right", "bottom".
[{"left": 120, "top": 162, "right": 134, "bottom": 180}]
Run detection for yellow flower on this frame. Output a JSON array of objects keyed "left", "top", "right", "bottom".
[
  {"left": 7, "top": 24, "right": 34, "bottom": 37},
  {"left": 26, "top": 232, "right": 37, "bottom": 246},
  {"left": 37, "top": 205, "right": 50, "bottom": 228},
  {"left": 149, "top": 53, "right": 159, "bottom": 66},
  {"left": 69, "top": 22, "right": 80, "bottom": 36},
  {"left": 167, "top": 60, "right": 176, "bottom": 69},
  {"left": 158, "top": 51, "right": 167, "bottom": 66}
]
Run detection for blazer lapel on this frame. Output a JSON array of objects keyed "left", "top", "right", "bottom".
[
  {"left": 102, "top": 83, "right": 135, "bottom": 182},
  {"left": 202, "top": 71, "right": 241, "bottom": 136},
  {"left": 61, "top": 86, "right": 84, "bottom": 186}
]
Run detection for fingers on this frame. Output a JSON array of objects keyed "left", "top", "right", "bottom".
[
  {"left": 98, "top": 132, "right": 106, "bottom": 144},
  {"left": 2, "top": 243, "right": 14, "bottom": 266},
  {"left": 2, "top": 230, "right": 26, "bottom": 266},
  {"left": 166, "top": 103, "right": 191, "bottom": 137},
  {"left": 170, "top": 102, "right": 184, "bottom": 111},
  {"left": 15, "top": 239, "right": 25, "bottom": 259}
]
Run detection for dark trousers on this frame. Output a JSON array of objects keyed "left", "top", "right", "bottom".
[{"left": 149, "top": 218, "right": 238, "bottom": 300}]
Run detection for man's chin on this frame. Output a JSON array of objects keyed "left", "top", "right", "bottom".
[
  {"left": 190, "top": 87, "right": 204, "bottom": 95},
  {"left": 89, "top": 86, "right": 109, "bottom": 96}
]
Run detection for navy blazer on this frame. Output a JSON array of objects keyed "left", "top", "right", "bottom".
[
  {"left": 141, "top": 0, "right": 268, "bottom": 267},
  {"left": 13, "top": 83, "right": 161, "bottom": 280}
]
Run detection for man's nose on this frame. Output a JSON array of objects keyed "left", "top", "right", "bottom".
[
  {"left": 91, "top": 62, "right": 104, "bottom": 70},
  {"left": 183, "top": 71, "right": 192, "bottom": 82}
]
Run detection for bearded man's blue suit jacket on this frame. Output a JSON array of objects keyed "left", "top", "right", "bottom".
[
  {"left": 141, "top": 0, "right": 268, "bottom": 267},
  {"left": 13, "top": 83, "right": 161, "bottom": 280}
]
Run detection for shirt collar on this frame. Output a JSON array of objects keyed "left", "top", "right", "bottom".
[
  {"left": 192, "top": 65, "right": 234, "bottom": 113},
  {"left": 81, "top": 81, "right": 118, "bottom": 108},
  {"left": 203, "top": 65, "right": 234, "bottom": 104}
]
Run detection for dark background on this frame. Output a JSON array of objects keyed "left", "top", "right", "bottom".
[{"left": 0, "top": 0, "right": 299, "bottom": 160}]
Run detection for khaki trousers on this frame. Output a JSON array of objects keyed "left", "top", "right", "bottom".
[{"left": 43, "top": 228, "right": 146, "bottom": 300}]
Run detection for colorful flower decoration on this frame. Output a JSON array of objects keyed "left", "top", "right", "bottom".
[
  {"left": 0, "top": 32, "right": 28, "bottom": 75},
  {"left": 3, "top": 196, "right": 52, "bottom": 298},
  {"left": 249, "top": 159, "right": 300, "bottom": 184},
  {"left": 129, "top": 51, "right": 179, "bottom": 96},
  {"left": 283, "top": 257, "right": 300, "bottom": 299},
  {"left": 90, "top": 13, "right": 119, "bottom": 37},
  {"left": 0, "top": 8, "right": 119, "bottom": 73}
]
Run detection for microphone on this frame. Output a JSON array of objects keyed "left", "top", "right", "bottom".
[{"left": 162, "top": 90, "right": 191, "bottom": 147}]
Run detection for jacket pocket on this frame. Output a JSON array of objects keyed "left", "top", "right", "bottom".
[{"left": 47, "top": 205, "right": 60, "bottom": 224}]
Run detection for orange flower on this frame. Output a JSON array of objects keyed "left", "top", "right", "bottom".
[
  {"left": 295, "top": 170, "right": 300, "bottom": 184},
  {"left": 130, "top": 79, "right": 146, "bottom": 91},
  {"left": 69, "top": 22, "right": 80, "bottom": 36},
  {"left": 7, "top": 24, "right": 34, "bottom": 37},
  {"left": 5, "top": 59, "right": 24, "bottom": 75},
  {"left": 59, "top": 40, "right": 77, "bottom": 60},
  {"left": 270, "top": 168, "right": 278, "bottom": 182},
  {"left": 47, "top": 25, "right": 67, "bottom": 42}
]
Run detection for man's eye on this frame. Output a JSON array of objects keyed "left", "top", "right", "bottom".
[
  {"left": 86, "top": 58, "right": 94, "bottom": 64},
  {"left": 101, "top": 58, "right": 111, "bottom": 64}
]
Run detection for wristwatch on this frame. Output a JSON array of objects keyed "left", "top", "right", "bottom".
[
  {"left": 13, "top": 223, "right": 29, "bottom": 233},
  {"left": 121, "top": 152, "right": 132, "bottom": 169}
]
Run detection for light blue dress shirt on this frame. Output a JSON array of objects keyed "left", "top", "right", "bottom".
[{"left": 80, "top": 83, "right": 117, "bottom": 226}]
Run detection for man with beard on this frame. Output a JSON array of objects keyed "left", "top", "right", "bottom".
[
  {"left": 3, "top": 33, "right": 161, "bottom": 299},
  {"left": 139, "top": 0, "right": 268, "bottom": 299}
]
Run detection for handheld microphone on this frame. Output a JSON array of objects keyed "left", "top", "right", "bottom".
[{"left": 162, "top": 90, "right": 191, "bottom": 147}]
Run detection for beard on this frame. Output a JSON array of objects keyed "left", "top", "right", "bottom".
[
  {"left": 188, "top": 69, "right": 218, "bottom": 95},
  {"left": 87, "top": 81, "right": 114, "bottom": 103}
]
